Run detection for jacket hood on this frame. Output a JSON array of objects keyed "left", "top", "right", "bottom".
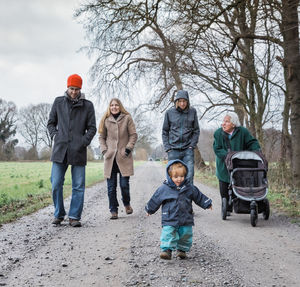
[
  {"left": 165, "top": 159, "right": 189, "bottom": 188},
  {"left": 174, "top": 90, "right": 189, "bottom": 103}
]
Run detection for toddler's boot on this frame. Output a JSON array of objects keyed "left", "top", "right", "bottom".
[
  {"left": 160, "top": 249, "right": 172, "bottom": 260},
  {"left": 176, "top": 250, "right": 186, "bottom": 259}
]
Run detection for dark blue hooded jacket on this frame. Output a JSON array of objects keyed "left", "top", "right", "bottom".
[{"left": 145, "top": 160, "right": 212, "bottom": 227}]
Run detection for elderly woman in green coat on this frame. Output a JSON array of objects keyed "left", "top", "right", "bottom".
[{"left": 213, "top": 113, "right": 260, "bottom": 214}]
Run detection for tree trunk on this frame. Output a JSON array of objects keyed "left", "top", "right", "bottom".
[
  {"left": 282, "top": 0, "right": 300, "bottom": 190},
  {"left": 194, "top": 146, "right": 206, "bottom": 169},
  {"left": 280, "top": 70, "right": 292, "bottom": 168},
  {"left": 280, "top": 103, "right": 292, "bottom": 160}
]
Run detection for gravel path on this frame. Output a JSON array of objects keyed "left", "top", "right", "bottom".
[{"left": 0, "top": 161, "right": 299, "bottom": 287}]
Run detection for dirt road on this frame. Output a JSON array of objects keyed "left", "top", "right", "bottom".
[{"left": 0, "top": 162, "right": 299, "bottom": 287}]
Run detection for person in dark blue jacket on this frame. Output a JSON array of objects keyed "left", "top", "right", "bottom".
[
  {"left": 145, "top": 160, "right": 212, "bottom": 260},
  {"left": 162, "top": 90, "right": 200, "bottom": 184}
]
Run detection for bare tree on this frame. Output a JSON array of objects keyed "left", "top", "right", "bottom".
[
  {"left": 198, "top": 129, "right": 216, "bottom": 163},
  {"left": 167, "top": 0, "right": 283, "bottom": 149},
  {"left": 76, "top": 0, "right": 208, "bottom": 166},
  {"left": 220, "top": 0, "right": 300, "bottom": 189},
  {"left": 132, "top": 109, "right": 157, "bottom": 154},
  {"left": 19, "top": 105, "right": 41, "bottom": 151},
  {"left": 281, "top": 0, "right": 300, "bottom": 190},
  {"left": 76, "top": 0, "right": 300, "bottom": 188},
  {"left": 19, "top": 103, "right": 53, "bottom": 152},
  {"left": 36, "top": 103, "right": 53, "bottom": 148},
  {"left": 167, "top": 0, "right": 300, "bottom": 188},
  {"left": 0, "top": 98, "right": 18, "bottom": 160},
  {"left": 76, "top": 0, "right": 193, "bottom": 106},
  {"left": 263, "top": 128, "right": 281, "bottom": 162}
]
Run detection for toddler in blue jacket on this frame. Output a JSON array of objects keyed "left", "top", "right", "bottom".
[{"left": 145, "top": 159, "right": 212, "bottom": 260}]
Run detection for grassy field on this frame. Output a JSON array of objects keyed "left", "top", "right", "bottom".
[
  {"left": 0, "top": 161, "right": 105, "bottom": 225},
  {"left": 0, "top": 161, "right": 145, "bottom": 225}
]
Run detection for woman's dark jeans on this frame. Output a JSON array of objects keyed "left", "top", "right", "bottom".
[
  {"left": 219, "top": 180, "right": 230, "bottom": 200},
  {"left": 107, "top": 171, "right": 130, "bottom": 213},
  {"left": 219, "top": 180, "right": 236, "bottom": 212}
]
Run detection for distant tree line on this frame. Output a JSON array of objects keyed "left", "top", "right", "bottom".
[
  {"left": 0, "top": 98, "right": 158, "bottom": 162},
  {"left": 0, "top": 99, "right": 18, "bottom": 160},
  {"left": 0, "top": 99, "right": 53, "bottom": 160}
]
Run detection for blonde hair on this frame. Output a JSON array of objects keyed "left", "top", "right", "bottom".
[
  {"left": 168, "top": 162, "right": 187, "bottom": 177},
  {"left": 98, "top": 98, "right": 130, "bottom": 134}
]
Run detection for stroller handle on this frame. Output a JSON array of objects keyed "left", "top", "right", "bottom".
[{"left": 231, "top": 167, "right": 267, "bottom": 174}]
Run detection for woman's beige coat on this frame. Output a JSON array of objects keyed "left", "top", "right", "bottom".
[{"left": 99, "top": 113, "right": 138, "bottom": 179}]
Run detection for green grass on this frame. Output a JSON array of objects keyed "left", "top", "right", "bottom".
[
  {"left": 3, "top": 160, "right": 298, "bottom": 225},
  {"left": 194, "top": 165, "right": 300, "bottom": 222},
  {"left": 0, "top": 160, "right": 145, "bottom": 225},
  {"left": 195, "top": 166, "right": 219, "bottom": 188},
  {"left": 0, "top": 161, "right": 104, "bottom": 225},
  {"left": 0, "top": 161, "right": 104, "bottom": 202}
]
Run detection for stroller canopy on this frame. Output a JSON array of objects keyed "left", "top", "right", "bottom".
[{"left": 225, "top": 150, "right": 268, "bottom": 172}]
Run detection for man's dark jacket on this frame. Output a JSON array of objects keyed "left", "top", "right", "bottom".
[
  {"left": 145, "top": 160, "right": 212, "bottom": 227},
  {"left": 162, "top": 90, "right": 200, "bottom": 152},
  {"left": 47, "top": 92, "right": 96, "bottom": 166}
]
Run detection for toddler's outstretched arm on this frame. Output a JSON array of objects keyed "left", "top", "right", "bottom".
[
  {"left": 193, "top": 186, "right": 212, "bottom": 209},
  {"left": 145, "top": 187, "right": 163, "bottom": 215}
]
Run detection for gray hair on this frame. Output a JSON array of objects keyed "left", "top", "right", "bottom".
[{"left": 225, "top": 112, "right": 240, "bottom": 127}]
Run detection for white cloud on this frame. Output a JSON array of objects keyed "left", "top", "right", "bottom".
[{"left": 0, "top": 0, "right": 93, "bottom": 108}]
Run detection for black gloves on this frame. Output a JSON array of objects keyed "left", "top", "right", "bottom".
[{"left": 125, "top": 148, "right": 131, "bottom": 157}]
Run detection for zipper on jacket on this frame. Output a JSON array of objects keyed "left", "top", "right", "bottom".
[{"left": 180, "top": 113, "right": 183, "bottom": 149}]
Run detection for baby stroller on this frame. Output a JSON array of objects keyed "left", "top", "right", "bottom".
[{"left": 223, "top": 150, "right": 270, "bottom": 227}]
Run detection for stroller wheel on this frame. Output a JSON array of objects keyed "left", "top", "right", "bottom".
[
  {"left": 250, "top": 209, "right": 258, "bottom": 227},
  {"left": 263, "top": 198, "right": 270, "bottom": 220},
  {"left": 221, "top": 197, "right": 227, "bottom": 220}
]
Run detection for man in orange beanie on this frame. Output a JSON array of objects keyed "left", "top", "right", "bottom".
[
  {"left": 47, "top": 74, "right": 96, "bottom": 227},
  {"left": 67, "top": 74, "right": 82, "bottom": 89}
]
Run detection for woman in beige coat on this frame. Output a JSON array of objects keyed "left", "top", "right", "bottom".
[{"left": 99, "top": 98, "right": 138, "bottom": 219}]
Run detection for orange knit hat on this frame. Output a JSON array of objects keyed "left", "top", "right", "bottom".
[{"left": 67, "top": 74, "right": 82, "bottom": 89}]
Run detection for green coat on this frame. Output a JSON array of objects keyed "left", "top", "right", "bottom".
[{"left": 213, "top": 126, "right": 260, "bottom": 183}]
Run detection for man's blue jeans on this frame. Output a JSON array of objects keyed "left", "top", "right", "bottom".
[
  {"left": 51, "top": 162, "right": 86, "bottom": 220},
  {"left": 107, "top": 171, "right": 130, "bottom": 213},
  {"left": 168, "top": 148, "right": 195, "bottom": 184}
]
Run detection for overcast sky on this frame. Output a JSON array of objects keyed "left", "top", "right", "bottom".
[
  {"left": 0, "top": 0, "right": 218, "bottom": 148},
  {"left": 0, "top": 0, "right": 94, "bottom": 109}
]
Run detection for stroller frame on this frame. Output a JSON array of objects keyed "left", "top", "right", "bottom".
[{"left": 224, "top": 150, "right": 270, "bottom": 227}]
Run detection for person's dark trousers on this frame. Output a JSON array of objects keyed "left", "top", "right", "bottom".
[
  {"left": 107, "top": 171, "right": 130, "bottom": 213},
  {"left": 219, "top": 180, "right": 235, "bottom": 212},
  {"left": 168, "top": 148, "right": 194, "bottom": 184}
]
